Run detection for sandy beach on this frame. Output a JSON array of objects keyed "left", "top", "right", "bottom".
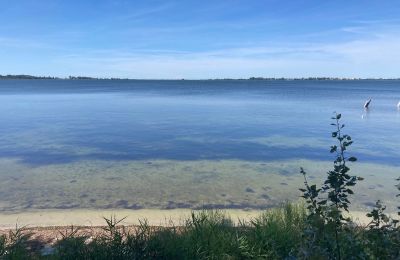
[
  {"left": 0, "top": 209, "right": 263, "bottom": 230},
  {"left": 0, "top": 208, "right": 385, "bottom": 230}
]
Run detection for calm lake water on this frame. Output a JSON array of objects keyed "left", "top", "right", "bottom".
[{"left": 0, "top": 80, "right": 399, "bottom": 212}]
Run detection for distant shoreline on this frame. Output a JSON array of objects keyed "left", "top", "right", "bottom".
[{"left": 1, "top": 75, "right": 400, "bottom": 81}]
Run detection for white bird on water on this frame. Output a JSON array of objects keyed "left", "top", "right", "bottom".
[
  {"left": 364, "top": 98, "right": 372, "bottom": 109},
  {"left": 397, "top": 101, "right": 400, "bottom": 109}
]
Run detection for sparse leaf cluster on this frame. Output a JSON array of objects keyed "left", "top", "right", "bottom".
[{"left": 300, "top": 113, "right": 400, "bottom": 259}]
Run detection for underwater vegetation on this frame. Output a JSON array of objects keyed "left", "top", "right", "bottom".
[{"left": 0, "top": 113, "right": 399, "bottom": 259}]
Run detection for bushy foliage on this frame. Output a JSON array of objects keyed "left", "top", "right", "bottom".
[
  {"left": 299, "top": 113, "right": 400, "bottom": 259},
  {"left": 0, "top": 225, "right": 33, "bottom": 259},
  {"left": 299, "top": 113, "right": 365, "bottom": 259}
]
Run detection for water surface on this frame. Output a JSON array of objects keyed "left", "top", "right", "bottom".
[{"left": 0, "top": 80, "right": 399, "bottom": 212}]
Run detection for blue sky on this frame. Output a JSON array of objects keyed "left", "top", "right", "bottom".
[{"left": 0, "top": 0, "right": 400, "bottom": 78}]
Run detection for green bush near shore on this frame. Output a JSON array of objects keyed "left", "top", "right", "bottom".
[{"left": 0, "top": 113, "right": 399, "bottom": 259}]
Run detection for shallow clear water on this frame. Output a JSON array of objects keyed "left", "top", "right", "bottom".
[{"left": 0, "top": 80, "right": 399, "bottom": 212}]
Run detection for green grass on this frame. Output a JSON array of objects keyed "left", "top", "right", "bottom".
[{"left": 0, "top": 202, "right": 398, "bottom": 259}]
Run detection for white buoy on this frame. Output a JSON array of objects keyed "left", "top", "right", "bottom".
[{"left": 364, "top": 98, "right": 372, "bottom": 109}]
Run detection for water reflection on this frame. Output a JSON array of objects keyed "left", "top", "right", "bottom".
[{"left": 361, "top": 108, "right": 370, "bottom": 119}]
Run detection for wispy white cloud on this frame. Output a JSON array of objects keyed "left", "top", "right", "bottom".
[
  {"left": 47, "top": 24, "right": 399, "bottom": 79},
  {"left": 1, "top": 20, "right": 400, "bottom": 78}
]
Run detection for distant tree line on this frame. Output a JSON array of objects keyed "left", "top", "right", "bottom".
[
  {"left": 1, "top": 74, "right": 399, "bottom": 81},
  {"left": 248, "top": 76, "right": 400, "bottom": 81},
  {"left": 0, "top": 74, "right": 60, "bottom": 80},
  {"left": 0, "top": 74, "right": 132, "bottom": 80},
  {"left": 68, "top": 76, "right": 96, "bottom": 80}
]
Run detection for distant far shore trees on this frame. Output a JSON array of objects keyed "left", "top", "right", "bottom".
[{"left": 1, "top": 74, "right": 399, "bottom": 81}]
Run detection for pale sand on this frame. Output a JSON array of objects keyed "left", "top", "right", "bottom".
[
  {"left": 0, "top": 209, "right": 260, "bottom": 230},
  {"left": 0, "top": 209, "right": 386, "bottom": 230}
]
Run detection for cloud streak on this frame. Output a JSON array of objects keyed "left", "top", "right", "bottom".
[
  {"left": 1, "top": 15, "right": 399, "bottom": 78},
  {"left": 49, "top": 27, "right": 400, "bottom": 79}
]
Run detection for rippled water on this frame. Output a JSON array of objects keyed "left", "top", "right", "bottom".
[{"left": 0, "top": 79, "right": 399, "bottom": 212}]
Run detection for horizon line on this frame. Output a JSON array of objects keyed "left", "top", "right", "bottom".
[{"left": 1, "top": 74, "right": 400, "bottom": 81}]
